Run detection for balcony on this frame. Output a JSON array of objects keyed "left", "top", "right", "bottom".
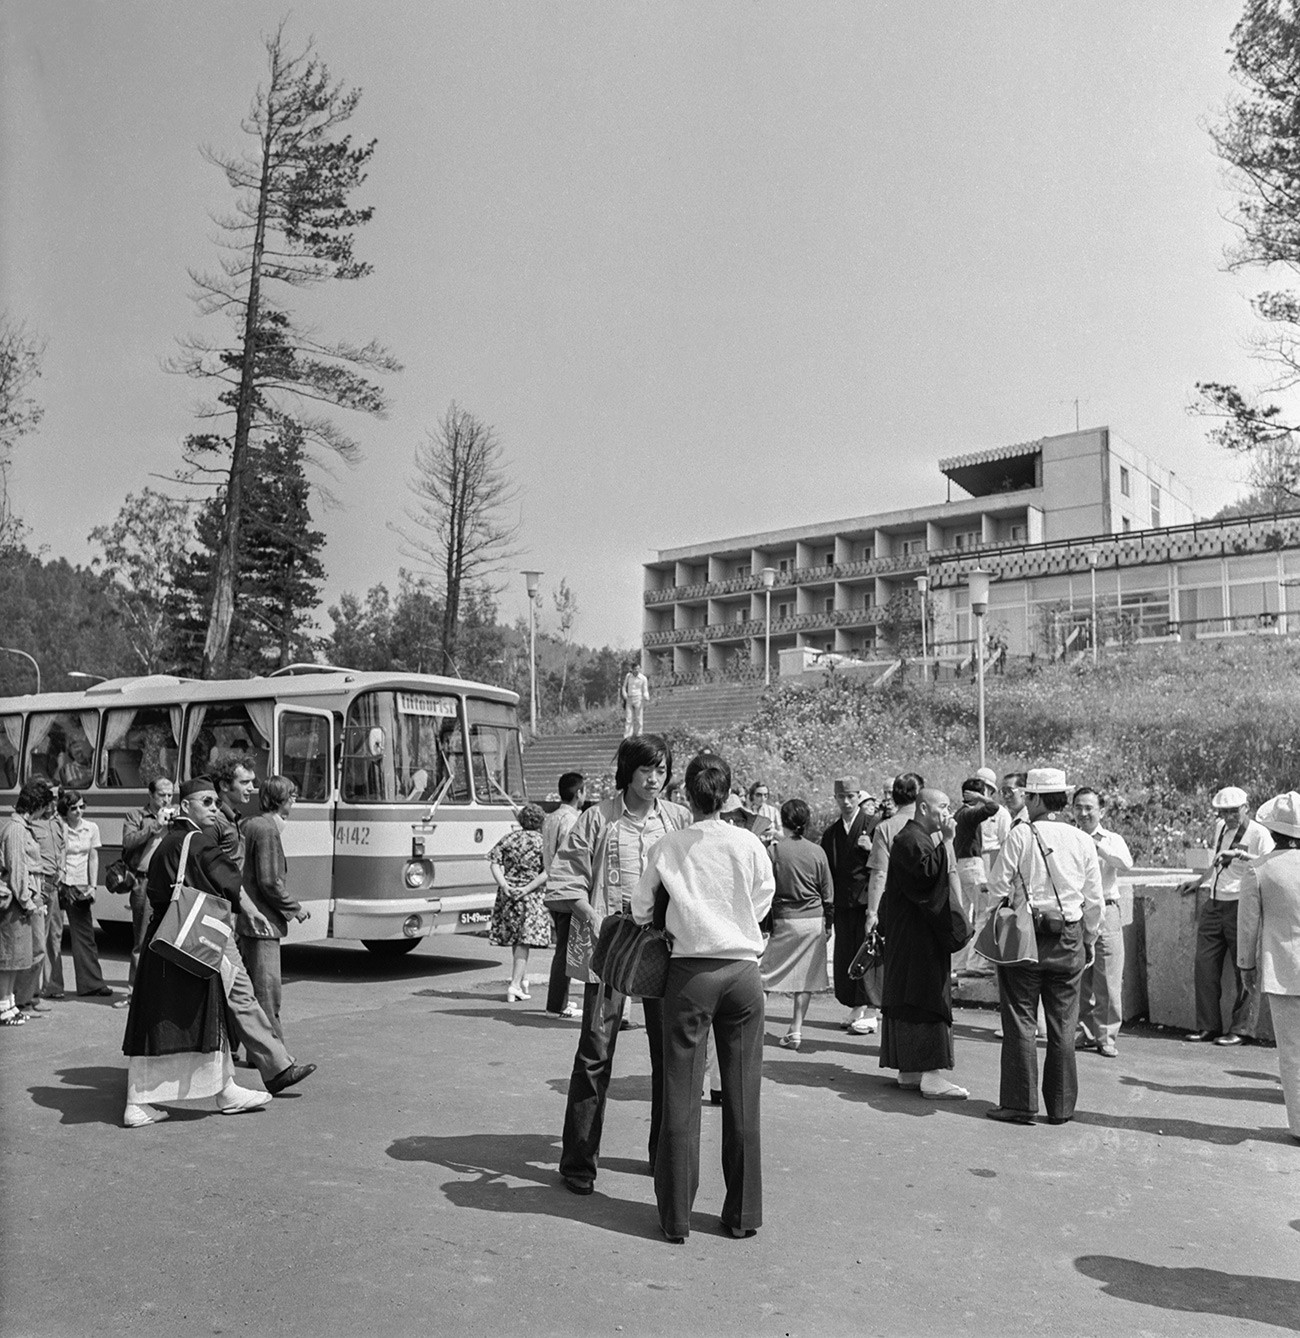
[
  {"left": 642, "top": 606, "right": 889, "bottom": 648},
  {"left": 643, "top": 549, "right": 931, "bottom": 606}
]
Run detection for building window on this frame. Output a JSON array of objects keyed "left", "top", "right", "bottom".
[
  {"left": 824, "top": 551, "right": 835, "bottom": 566},
  {"left": 1122, "top": 516, "right": 1132, "bottom": 532},
  {"left": 778, "top": 558, "right": 791, "bottom": 574},
  {"left": 861, "top": 544, "right": 874, "bottom": 561},
  {"left": 824, "top": 597, "right": 835, "bottom": 614},
  {"left": 1120, "top": 466, "right": 1130, "bottom": 497},
  {"left": 1008, "top": 523, "right": 1027, "bottom": 542},
  {"left": 953, "top": 529, "right": 981, "bottom": 550},
  {"left": 900, "top": 537, "right": 926, "bottom": 555},
  {"left": 776, "top": 601, "right": 793, "bottom": 619},
  {"left": 1150, "top": 484, "right": 1161, "bottom": 527},
  {"left": 735, "top": 563, "right": 750, "bottom": 579},
  {"left": 734, "top": 608, "right": 747, "bottom": 624},
  {"left": 864, "top": 591, "right": 876, "bottom": 609}
]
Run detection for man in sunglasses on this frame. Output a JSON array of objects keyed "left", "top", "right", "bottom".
[{"left": 121, "top": 776, "right": 316, "bottom": 1128}]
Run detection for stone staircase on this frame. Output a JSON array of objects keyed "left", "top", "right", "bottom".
[{"left": 522, "top": 681, "right": 769, "bottom": 798}]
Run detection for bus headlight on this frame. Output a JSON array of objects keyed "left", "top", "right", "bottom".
[
  {"left": 402, "top": 915, "right": 423, "bottom": 938},
  {"left": 404, "top": 859, "right": 432, "bottom": 889}
]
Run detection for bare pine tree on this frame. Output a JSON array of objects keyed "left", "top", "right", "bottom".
[
  {"left": 168, "top": 23, "right": 399, "bottom": 676},
  {"left": 395, "top": 403, "right": 520, "bottom": 677}
]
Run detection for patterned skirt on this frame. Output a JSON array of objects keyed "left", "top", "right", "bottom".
[{"left": 488, "top": 887, "right": 552, "bottom": 949}]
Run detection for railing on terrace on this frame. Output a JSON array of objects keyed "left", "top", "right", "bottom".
[
  {"left": 644, "top": 509, "right": 1300, "bottom": 606},
  {"left": 643, "top": 605, "right": 889, "bottom": 647}
]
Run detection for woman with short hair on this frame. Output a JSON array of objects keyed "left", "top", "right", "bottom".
[
  {"left": 761, "top": 797, "right": 832, "bottom": 1051},
  {"left": 0, "top": 782, "right": 45, "bottom": 1025},
  {"left": 488, "top": 802, "right": 551, "bottom": 1002},
  {"left": 632, "top": 750, "right": 775, "bottom": 1243}
]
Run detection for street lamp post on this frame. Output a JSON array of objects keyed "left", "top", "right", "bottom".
[
  {"left": 521, "top": 570, "right": 543, "bottom": 733},
  {"left": 968, "top": 569, "right": 990, "bottom": 769},
  {"left": 1, "top": 648, "right": 40, "bottom": 695},
  {"left": 761, "top": 567, "right": 777, "bottom": 686},
  {"left": 1085, "top": 546, "right": 1101, "bottom": 665},
  {"left": 915, "top": 573, "right": 930, "bottom": 682}
]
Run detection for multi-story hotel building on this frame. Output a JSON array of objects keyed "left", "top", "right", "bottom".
[{"left": 642, "top": 427, "right": 1300, "bottom": 677}]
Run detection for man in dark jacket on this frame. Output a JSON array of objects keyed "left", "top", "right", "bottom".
[
  {"left": 820, "top": 776, "right": 875, "bottom": 1034},
  {"left": 121, "top": 776, "right": 314, "bottom": 1128},
  {"left": 879, "top": 788, "right": 972, "bottom": 1100}
]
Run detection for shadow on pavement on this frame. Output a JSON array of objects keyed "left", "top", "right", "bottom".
[
  {"left": 432, "top": 1004, "right": 586, "bottom": 1032},
  {"left": 385, "top": 1131, "right": 662, "bottom": 1240},
  {"left": 29, "top": 1065, "right": 127, "bottom": 1126},
  {"left": 1071, "top": 1110, "right": 1297, "bottom": 1146},
  {"left": 1075, "top": 1255, "right": 1300, "bottom": 1331},
  {"left": 1118, "top": 1074, "right": 1285, "bottom": 1105},
  {"left": 281, "top": 944, "right": 490, "bottom": 985}
]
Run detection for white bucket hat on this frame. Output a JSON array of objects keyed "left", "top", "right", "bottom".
[
  {"left": 1212, "top": 786, "right": 1248, "bottom": 810},
  {"left": 1025, "top": 767, "right": 1068, "bottom": 794},
  {"left": 1255, "top": 792, "right": 1300, "bottom": 839}
]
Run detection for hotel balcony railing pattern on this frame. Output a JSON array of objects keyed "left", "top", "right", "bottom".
[
  {"left": 643, "top": 511, "right": 1300, "bottom": 613},
  {"left": 642, "top": 605, "right": 890, "bottom": 648},
  {"left": 643, "top": 551, "right": 928, "bottom": 606}
]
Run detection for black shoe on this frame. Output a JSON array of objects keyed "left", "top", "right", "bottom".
[
  {"left": 986, "top": 1106, "right": 1036, "bottom": 1126},
  {"left": 1185, "top": 1030, "right": 1217, "bottom": 1042},
  {"left": 620, "top": 1018, "right": 642, "bottom": 1032},
  {"left": 562, "top": 1176, "right": 593, "bottom": 1196},
  {"left": 266, "top": 1062, "right": 316, "bottom": 1095},
  {"left": 662, "top": 1229, "right": 686, "bottom": 1244},
  {"left": 709, "top": 1089, "right": 723, "bottom": 1106},
  {"left": 1044, "top": 1115, "right": 1072, "bottom": 1125}
]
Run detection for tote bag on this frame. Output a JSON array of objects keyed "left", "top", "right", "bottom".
[{"left": 148, "top": 833, "right": 235, "bottom": 979}]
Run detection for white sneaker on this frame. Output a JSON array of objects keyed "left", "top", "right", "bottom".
[
  {"left": 848, "top": 1016, "right": 878, "bottom": 1035},
  {"left": 123, "top": 1103, "right": 169, "bottom": 1128},
  {"left": 217, "top": 1084, "right": 272, "bottom": 1115}
]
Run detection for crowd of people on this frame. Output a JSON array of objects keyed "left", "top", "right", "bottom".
[
  {"left": 531, "top": 734, "right": 1300, "bottom": 1244},
  {"left": 0, "top": 758, "right": 317, "bottom": 1124}
]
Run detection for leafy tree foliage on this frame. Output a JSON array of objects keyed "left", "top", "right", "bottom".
[
  {"left": 170, "top": 426, "right": 326, "bottom": 676},
  {"left": 1197, "top": 1, "right": 1300, "bottom": 499},
  {"left": 395, "top": 403, "right": 520, "bottom": 677},
  {"left": 170, "top": 24, "right": 398, "bottom": 675},
  {"left": 0, "top": 314, "right": 45, "bottom": 551}
]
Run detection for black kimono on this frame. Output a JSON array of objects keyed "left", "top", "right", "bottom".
[{"left": 878, "top": 819, "right": 969, "bottom": 1073}]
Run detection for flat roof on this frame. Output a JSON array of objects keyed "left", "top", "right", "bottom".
[{"left": 939, "top": 439, "right": 1041, "bottom": 497}]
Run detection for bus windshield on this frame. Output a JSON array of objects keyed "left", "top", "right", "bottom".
[
  {"left": 341, "top": 689, "right": 470, "bottom": 804},
  {"left": 466, "top": 698, "right": 526, "bottom": 805}
]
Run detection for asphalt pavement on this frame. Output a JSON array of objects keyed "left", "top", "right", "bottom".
[{"left": 2, "top": 927, "right": 1298, "bottom": 1337}]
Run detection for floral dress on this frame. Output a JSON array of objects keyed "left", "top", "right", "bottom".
[{"left": 487, "top": 828, "right": 550, "bottom": 948}]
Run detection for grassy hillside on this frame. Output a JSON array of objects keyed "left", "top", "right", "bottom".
[{"left": 642, "top": 639, "right": 1300, "bottom": 864}]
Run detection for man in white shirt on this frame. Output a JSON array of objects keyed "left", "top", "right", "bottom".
[
  {"left": 985, "top": 768, "right": 1103, "bottom": 1126},
  {"left": 1072, "top": 786, "right": 1134, "bottom": 1057},
  {"left": 541, "top": 771, "right": 586, "bottom": 1019},
  {"left": 621, "top": 665, "right": 651, "bottom": 738},
  {"left": 1181, "top": 785, "right": 1274, "bottom": 1045}
]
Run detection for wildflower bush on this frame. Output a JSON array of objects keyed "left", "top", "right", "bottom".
[{"left": 554, "top": 638, "right": 1300, "bottom": 863}]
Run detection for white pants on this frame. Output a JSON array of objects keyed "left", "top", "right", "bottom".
[
  {"left": 624, "top": 699, "right": 645, "bottom": 737},
  {"left": 1270, "top": 993, "right": 1300, "bottom": 1137}
]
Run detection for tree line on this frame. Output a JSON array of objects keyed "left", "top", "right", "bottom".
[{"left": 0, "top": 22, "right": 633, "bottom": 708}]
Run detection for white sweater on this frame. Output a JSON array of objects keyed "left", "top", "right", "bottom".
[{"left": 631, "top": 818, "right": 776, "bottom": 960}]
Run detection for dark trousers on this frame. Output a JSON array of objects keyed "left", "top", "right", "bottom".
[
  {"left": 832, "top": 904, "right": 868, "bottom": 1010},
  {"left": 63, "top": 894, "right": 106, "bottom": 994},
  {"left": 1194, "top": 898, "right": 1251, "bottom": 1036},
  {"left": 238, "top": 935, "right": 285, "bottom": 1042},
  {"left": 127, "top": 881, "right": 150, "bottom": 987},
  {"left": 546, "top": 911, "right": 572, "bottom": 1014},
  {"left": 43, "top": 878, "right": 64, "bottom": 995},
  {"left": 656, "top": 958, "right": 764, "bottom": 1238},
  {"left": 996, "top": 921, "right": 1086, "bottom": 1119},
  {"left": 559, "top": 981, "right": 663, "bottom": 1186}
]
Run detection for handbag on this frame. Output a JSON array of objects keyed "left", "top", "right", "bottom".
[
  {"left": 148, "top": 833, "right": 235, "bottom": 979},
  {"left": 590, "top": 910, "right": 673, "bottom": 999},
  {"left": 104, "top": 858, "right": 135, "bottom": 896},
  {"left": 847, "top": 927, "right": 885, "bottom": 980},
  {"left": 973, "top": 852, "right": 1037, "bottom": 966}
]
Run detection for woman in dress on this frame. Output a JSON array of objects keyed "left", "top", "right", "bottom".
[
  {"left": 57, "top": 789, "right": 113, "bottom": 998},
  {"left": 0, "top": 782, "right": 44, "bottom": 1025},
  {"left": 632, "top": 750, "right": 775, "bottom": 1243},
  {"left": 1238, "top": 792, "right": 1300, "bottom": 1143},
  {"left": 761, "top": 798, "right": 832, "bottom": 1051},
  {"left": 488, "top": 802, "right": 550, "bottom": 1002}
]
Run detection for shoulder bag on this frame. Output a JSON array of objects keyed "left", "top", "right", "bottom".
[
  {"left": 589, "top": 882, "right": 673, "bottom": 999},
  {"left": 148, "top": 833, "right": 235, "bottom": 979},
  {"left": 973, "top": 846, "right": 1038, "bottom": 966}
]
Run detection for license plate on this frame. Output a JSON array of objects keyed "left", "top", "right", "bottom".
[{"left": 458, "top": 910, "right": 491, "bottom": 926}]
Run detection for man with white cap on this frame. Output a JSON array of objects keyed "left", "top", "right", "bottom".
[
  {"left": 1182, "top": 785, "right": 1273, "bottom": 1045},
  {"left": 984, "top": 767, "right": 1103, "bottom": 1126}
]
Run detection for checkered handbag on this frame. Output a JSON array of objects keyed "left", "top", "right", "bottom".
[{"left": 589, "top": 911, "right": 673, "bottom": 999}]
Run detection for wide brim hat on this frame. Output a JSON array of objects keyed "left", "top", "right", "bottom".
[
  {"left": 1025, "top": 767, "right": 1068, "bottom": 794},
  {"left": 1212, "top": 786, "right": 1248, "bottom": 810},
  {"left": 1256, "top": 792, "right": 1300, "bottom": 838}
]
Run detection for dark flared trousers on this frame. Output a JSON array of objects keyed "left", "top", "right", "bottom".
[
  {"left": 1194, "top": 898, "right": 1252, "bottom": 1037},
  {"left": 832, "top": 904, "right": 868, "bottom": 1010},
  {"left": 559, "top": 982, "right": 663, "bottom": 1187},
  {"left": 62, "top": 895, "right": 106, "bottom": 994},
  {"left": 656, "top": 957, "right": 764, "bottom": 1239},
  {"left": 546, "top": 911, "right": 572, "bottom": 1014},
  {"left": 996, "top": 922, "right": 1086, "bottom": 1120}
]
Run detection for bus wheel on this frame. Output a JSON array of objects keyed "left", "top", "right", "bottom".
[{"left": 362, "top": 938, "right": 423, "bottom": 958}]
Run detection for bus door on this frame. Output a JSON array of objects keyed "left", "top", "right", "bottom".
[{"left": 274, "top": 704, "right": 333, "bottom": 943}]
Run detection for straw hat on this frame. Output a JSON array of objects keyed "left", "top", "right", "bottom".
[{"left": 1255, "top": 792, "right": 1300, "bottom": 839}]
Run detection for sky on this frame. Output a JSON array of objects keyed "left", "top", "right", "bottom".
[{"left": 0, "top": 0, "right": 1268, "bottom": 650}]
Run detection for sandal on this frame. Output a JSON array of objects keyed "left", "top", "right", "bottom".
[
  {"left": 0, "top": 1009, "right": 27, "bottom": 1027},
  {"left": 778, "top": 1032, "right": 801, "bottom": 1051}
]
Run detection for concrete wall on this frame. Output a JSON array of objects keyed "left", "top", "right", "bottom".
[{"left": 1039, "top": 429, "right": 1108, "bottom": 540}]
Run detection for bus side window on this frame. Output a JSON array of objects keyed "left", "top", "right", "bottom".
[
  {"left": 26, "top": 711, "right": 99, "bottom": 788},
  {"left": 279, "top": 712, "right": 330, "bottom": 803},
  {"left": 185, "top": 702, "right": 272, "bottom": 784},
  {"left": 0, "top": 715, "right": 21, "bottom": 790}
]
